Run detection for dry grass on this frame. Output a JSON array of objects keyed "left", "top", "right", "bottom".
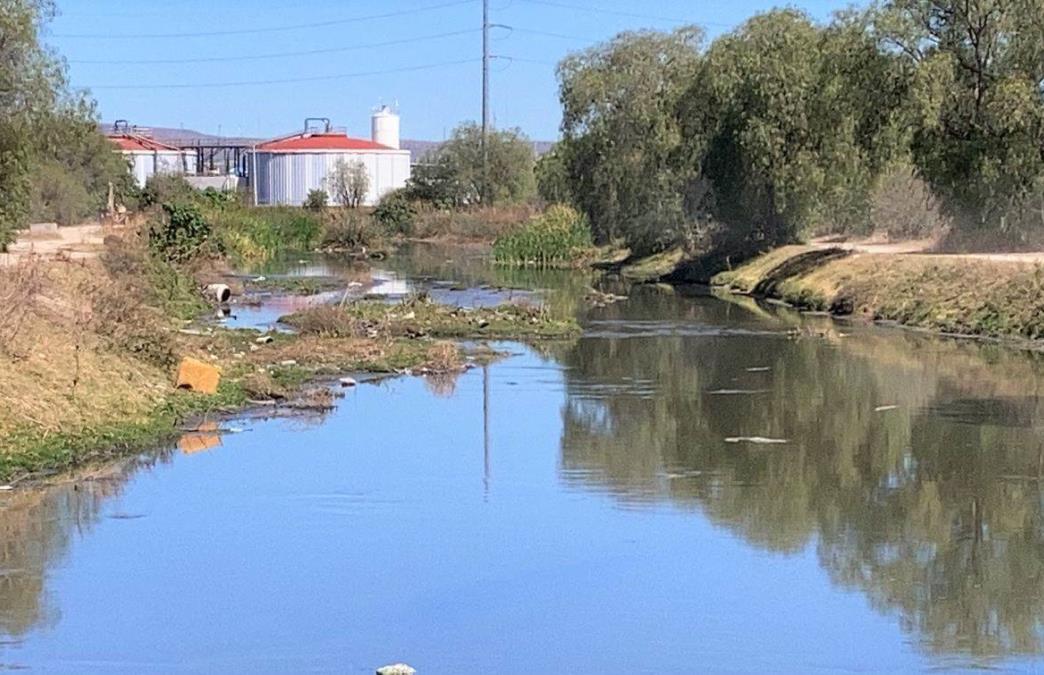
[
  {"left": 410, "top": 204, "right": 538, "bottom": 244},
  {"left": 0, "top": 258, "right": 170, "bottom": 441}
]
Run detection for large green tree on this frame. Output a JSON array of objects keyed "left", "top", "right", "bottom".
[
  {"left": 876, "top": 0, "right": 1044, "bottom": 238},
  {"left": 409, "top": 122, "right": 536, "bottom": 207},
  {"left": 557, "top": 27, "right": 704, "bottom": 254}
]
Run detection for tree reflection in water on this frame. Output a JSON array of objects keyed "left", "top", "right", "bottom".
[{"left": 558, "top": 289, "right": 1044, "bottom": 661}]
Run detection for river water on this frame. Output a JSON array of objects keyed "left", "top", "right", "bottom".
[{"left": 4, "top": 247, "right": 1044, "bottom": 673}]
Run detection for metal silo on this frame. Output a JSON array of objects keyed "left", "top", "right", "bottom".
[{"left": 250, "top": 116, "right": 411, "bottom": 207}]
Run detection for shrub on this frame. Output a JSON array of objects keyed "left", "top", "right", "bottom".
[
  {"left": 303, "top": 189, "right": 329, "bottom": 212},
  {"left": 140, "top": 174, "right": 197, "bottom": 208},
  {"left": 320, "top": 210, "right": 381, "bottom": 251},
  {"left": 198, "top": 187, "right": 239, "bottom": 210},
  {"left": 148, "top": 202, "right": 215, "bottom": 263},
  {"left": 372, "top": 188, "right": 417, "bottom": 235},
  {"left": 493, "top": 204, "right": 593, "bottom": 266},
  {"left": 870, "top": 166, "right": 950, "bottom": 241}
]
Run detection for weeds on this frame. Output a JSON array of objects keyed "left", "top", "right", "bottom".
[{"left": 493, "top": 205, "right": 593, "bottom": 267}]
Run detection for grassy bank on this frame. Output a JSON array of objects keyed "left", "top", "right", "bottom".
[{"left": 713, "top": 246, "right": 1044, "bottom": 341}]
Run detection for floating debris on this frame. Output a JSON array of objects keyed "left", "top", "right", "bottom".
[
  {"left": 339, "top": 377, "right": 358, "bottom": 388},
  {"left": 745, "top": 367, "right": 772, "bottom": 372},
  {"left": 874, "top": 405, "right": 899, "bottom": 412},
  {"left": 725, "top": 436, "right": 789, "bottom": 445}
]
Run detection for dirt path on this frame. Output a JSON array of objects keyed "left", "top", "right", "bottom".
[
  {"left": 810, "top": 237, "right": 1044, "bottom": 265},
  {"left": 1, "top": 223, "right": 114, "bottom": 267}
]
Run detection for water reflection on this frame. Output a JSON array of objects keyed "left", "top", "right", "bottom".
[{"left": 558, "top": 287, "right": 1044, "bottom": 661}]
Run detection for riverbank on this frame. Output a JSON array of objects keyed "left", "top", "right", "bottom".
[
  {"left": 0, "top": 234, "right": 579, "bottom": 484},
  {"left": 711, "top": 245, "right": 1044, "bottom": 342}
]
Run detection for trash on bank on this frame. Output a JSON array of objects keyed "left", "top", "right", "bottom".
[{"left": 175, "top": 358, "right": 222, "bottom": 395}]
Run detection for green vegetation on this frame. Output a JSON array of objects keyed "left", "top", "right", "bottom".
[
  {"left": 0, "top": 0, "right": 135, "bottom": 249},
  {"left": 551, "top": 1, "right": 1044, "bottom": 263},
  {"left": 714, "top": 248, "right": 1044, "bottom": 340},
  {"left": 493, "top": 205, "right": 593, "bottom": 267},
  {"left": 283, "top": 293, "right": 580, "bottom": 340},
  {"left": 409, "top": 123, "right": 536, "bottom": 207},
  {"left": 208, "top": 205, "right": 322, "bottom": 261},
  {"left": 303, "top": 189, "right": 328, "bottom": 212}
]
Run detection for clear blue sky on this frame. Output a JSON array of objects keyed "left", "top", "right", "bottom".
[{"left": 49, "top": 0, "right": 851, "bottom": 142}]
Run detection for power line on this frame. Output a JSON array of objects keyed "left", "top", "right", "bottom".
[
  {"left": 53, "top": 0, "right": 477, "bottom": 39},
  {"left": 81, "top": 58, "right": 479, "bottom": 90},
  {"left": 69, "top": 29, "right": 478, "bottom": 65},
  {"left": 514, "top": 0, "right": 731, "bottom": 27}
]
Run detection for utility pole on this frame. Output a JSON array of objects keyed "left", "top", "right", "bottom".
[{"left": 481, "top": 0, "right": 490, "bottom": 204}]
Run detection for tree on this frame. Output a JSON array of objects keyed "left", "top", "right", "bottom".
[
  {"left": 0, "top": 0, "right": 62, "bottom": 247},
  {"left": 412, "top": 123, "right": 535, "bottom": 207},
  {"left": 0, "top": 0, "right": 135, "bottom": 247},
  {"left": 875, "top": 0, "right": 1044, "bottom": 240},
  {"left": 328, "top": 159, "right": 369, "bottom": 208},
  {"left": 557, "top": 28, "right": 704, "bottom": 254},
  {"left": 688, "top": 9, "right": 907, "bottom": 249},
  {"left": 534, "top": 145, "right": 573, "bottom": 205}
]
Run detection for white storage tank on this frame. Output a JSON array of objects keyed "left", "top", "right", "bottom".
[
  {"left": 371, "top": 106, "right": 400, "bottom": 150},
  {"left": 251, "top": 116, "right": 411, "bottom": 207}
]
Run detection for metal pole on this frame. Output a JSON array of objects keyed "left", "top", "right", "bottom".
[
  {"left": 251, "top": 144, "right": 258, "bottom": 206},
  {"left": 481, "top": 0, "right": 490, "bottom": 205}
]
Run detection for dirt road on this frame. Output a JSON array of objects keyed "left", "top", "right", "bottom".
[
  {"left": 811, "top": 237, "right": 1044, "bottom": 265},
  {"left": 0, "top": 223, "right": 111, "bottom": 267}
]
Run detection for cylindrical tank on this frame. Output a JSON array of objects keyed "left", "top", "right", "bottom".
[{"left": 371, "top": 106, "right": 400, "bottom": 149}]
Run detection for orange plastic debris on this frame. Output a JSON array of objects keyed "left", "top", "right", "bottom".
[{"left": 175, "top": 357, "right": 222, "bottom": 394}]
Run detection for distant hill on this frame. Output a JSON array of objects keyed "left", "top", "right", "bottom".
[{"left": 100, "top": 123, "right": 554, "bottom": 158}]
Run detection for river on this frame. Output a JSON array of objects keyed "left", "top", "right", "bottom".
[{"left": 3, "top": 246, "right": 1044, "bottom": 673}]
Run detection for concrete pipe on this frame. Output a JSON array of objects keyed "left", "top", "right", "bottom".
[{"left": 206, "top": 283, "right": 232, "bottom": 303}]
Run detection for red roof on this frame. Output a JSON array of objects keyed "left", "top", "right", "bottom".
[
  {"left": 109, "top": 135, "right": 181, "bottom": 152},
  {"left": 257, "top": 133, "right": 393, "bottom": 151}
]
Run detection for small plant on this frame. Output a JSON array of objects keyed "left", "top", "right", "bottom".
[
  {"left": 493, "top": 204, "right": 593, "bottom": 266},
  {"left": 328, "top": 159, "right": 370, "bottom": 208},
  {"left": 372, "top": 188, "right": 417, "bottom": 235},
  {"left": 303, "top": 189, "right": 329, "bottom": 212},
  {"left": 198, "top": 187, "right": 239, "bottom": 210}
]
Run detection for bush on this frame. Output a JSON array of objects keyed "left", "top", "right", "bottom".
[
  {"left": 148, "top": 202, "right": 215, "bottom": 263},
  {"left": 140, "top": 174, "right": 197, "bottom": 209},
  {"left": 372, "top": 188, "right": 417, "bottom": 235},
  {"left": 303, "top": 189, "right": 328, "bottom": 211},
  {"left": 198, "top": 187, "right": 239, "bottom": 210},
  {"left": 493, "top": 204, "right": 593, "bottom": 266},
  {"left": 320, "top": 210, "right": 381, "bottom": 251},
  {"left": 870, "top": 166, "right": 950, "bottom": 241}
]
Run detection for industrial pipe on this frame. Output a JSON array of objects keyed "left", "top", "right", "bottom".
[{"left": 205, "top": 284, "right": 232, "bottom": 304}]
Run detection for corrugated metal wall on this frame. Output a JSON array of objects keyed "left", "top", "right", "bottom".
[
  {"left": 126, "top": 151, "right": 196, "bottom": 187},
  {"left": 253, "top": 151, "right": 411, "bottom": 206}
]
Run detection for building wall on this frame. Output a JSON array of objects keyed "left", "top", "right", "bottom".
[
  {"left": 125, "top": 151, "right": 196, "bottom": 187},
  {"left": 253, "top": 150, "right": 411, "bottom": 206}
]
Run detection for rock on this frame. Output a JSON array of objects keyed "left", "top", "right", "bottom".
[
  {"left": 339, "top": 377, "right": 357, "bottom": 387},
  {"left": 477, "top": 319, "right": 490, "bottom": 328},
  {"left": 255, "top": 335, "right": 274, "bottom": 344},
  {"left": 376, "top": 664, "right": 416, "bottom": 675},
  {"left": 175, "top": 358, "right": 222, "bottom": 395},
  {"left": 279, "top": 360, "right": 297, "bottom": 366}
]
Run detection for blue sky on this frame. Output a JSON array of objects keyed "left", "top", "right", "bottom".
[{"left": 49, "top": 0, "right": 851, "bottom": 142}]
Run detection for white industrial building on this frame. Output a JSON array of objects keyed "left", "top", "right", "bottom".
[
  {"left": 250, "top": 107, "right": 411, "bottom": 207},
  {"left": 107, "top": 122, "right": 196, "bottom": 187}
]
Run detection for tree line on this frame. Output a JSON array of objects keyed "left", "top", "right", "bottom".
[{"left": 540, "top": 1, "right": 1044, "bottom": 257}]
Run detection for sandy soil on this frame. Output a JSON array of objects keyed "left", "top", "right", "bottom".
[{"left": 1, "top": 223, "right": 114, "bottom": 267}]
